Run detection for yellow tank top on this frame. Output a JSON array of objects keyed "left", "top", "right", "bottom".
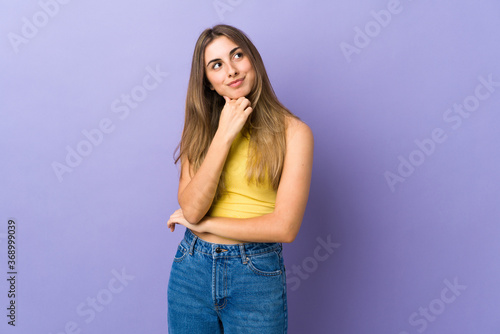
[{"left": 208, "top": 130, "right": 277, "bottom": 218}]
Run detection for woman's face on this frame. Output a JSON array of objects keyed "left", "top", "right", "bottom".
[{"left": 204, "top": 36, "right": 256, "bottom": 100}]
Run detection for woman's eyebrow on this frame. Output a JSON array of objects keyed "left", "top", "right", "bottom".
[{"left": 206, "top": 47, "right": 241, "bottom": 67}]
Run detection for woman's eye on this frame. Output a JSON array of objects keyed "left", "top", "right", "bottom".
[
  {"left": 234, "top": 52, "right": 243, "bottom": 60},
  {"left": 213, "top": 62, "right": 222, "bottom": 69}
]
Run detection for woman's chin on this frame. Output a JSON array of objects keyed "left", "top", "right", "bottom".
[
  {"left": 216, "top": 89, "right": 248, "bottom": 100},
  {"left": 221, "top": 93, "right": 243, "bottom": 100}
]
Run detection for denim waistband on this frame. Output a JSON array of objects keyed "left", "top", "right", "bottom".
[{"left": 181, "top": 228, "right": 282, "bottom": 263}]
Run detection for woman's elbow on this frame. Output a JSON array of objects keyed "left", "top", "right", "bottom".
[
  {"left": 280, "top": 233, "right": 296, "bottom": 244},
  {"left": 178, "top": 197, "right": 210, "bottom": 224},
  {"left": 278, "top": 220, "right": 301, "bottom": 243},
  {"left": 179, "top": 205, "right": 204, "bottom": 224}
]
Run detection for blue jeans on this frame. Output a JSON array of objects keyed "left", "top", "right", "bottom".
[{"left": 167, "top": 228, "right": 288, "bottom": 333}]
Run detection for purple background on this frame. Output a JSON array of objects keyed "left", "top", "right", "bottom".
[{"left": 2, "top": 1, "right": 500, "bottom": 333}]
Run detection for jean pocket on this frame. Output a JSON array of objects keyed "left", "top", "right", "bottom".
[
  {"left": 247, "top": 250, "right": 282, "bottom": 276},
  {"left": 173, "top": 242, "right": 188, "bottom": 263}
]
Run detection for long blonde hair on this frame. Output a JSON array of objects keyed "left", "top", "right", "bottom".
[{"left": 174, "top": 24, "right": 299, "bottom": 200}]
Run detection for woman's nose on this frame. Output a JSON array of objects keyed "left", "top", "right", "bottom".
[{"left": 227, "top": 64, "right": 238, "bottom": 77}]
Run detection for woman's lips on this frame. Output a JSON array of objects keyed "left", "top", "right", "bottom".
[{"left": 228, "top": 78, "right": 244, "bottom": 87}]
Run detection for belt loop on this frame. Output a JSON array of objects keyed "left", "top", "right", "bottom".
[
  {"left": 239, "top": 244, "right": 247, "bottom": 264},
  {"left": 189, "top": 234, "right": 198, "bottom": 256}
]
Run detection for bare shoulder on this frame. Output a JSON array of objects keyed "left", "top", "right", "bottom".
[{"left": 285, "top": 116, "right": 314, "bottom": 146}]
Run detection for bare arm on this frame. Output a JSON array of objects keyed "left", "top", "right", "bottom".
[
  {"left": 177, "top": 132, "right": 230, "bottom": 224},
  {"left": 170, "top": 118, "right": 314, "bottom": 243},
  {"left": 178, "top": 96, "right": 253, "bottom": 223}
]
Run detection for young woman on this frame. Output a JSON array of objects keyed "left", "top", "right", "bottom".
[{"left": 167, "top": 24, "right": 313, "bottom": 333}]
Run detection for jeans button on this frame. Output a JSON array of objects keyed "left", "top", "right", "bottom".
[{"left": 215, "top": 247, "right": 222, "bottom": 253}]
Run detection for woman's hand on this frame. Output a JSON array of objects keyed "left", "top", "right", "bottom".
[
  {"left": 167, "top": 208, "right": 206, "bottom": 233},
  {"left": 217, "top": 96, "right": 253, "bottom": 142}
]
